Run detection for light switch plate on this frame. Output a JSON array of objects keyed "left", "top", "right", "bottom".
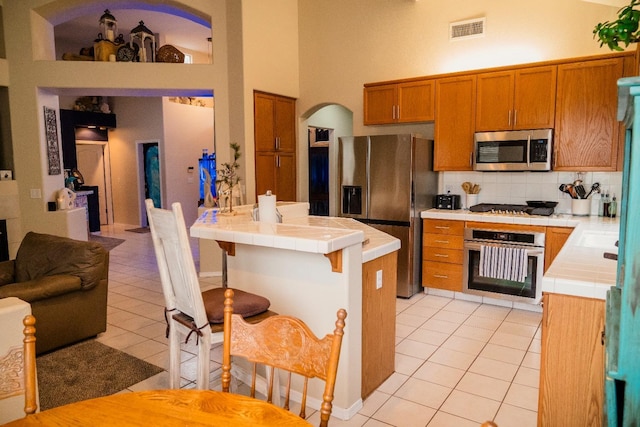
[{"left": 0, "top": 170, "right": 12, "bottom": 180}]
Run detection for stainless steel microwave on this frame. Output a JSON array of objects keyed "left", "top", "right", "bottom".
[{"left": 473, "top": 129, "right": 553, "bottom": 172}]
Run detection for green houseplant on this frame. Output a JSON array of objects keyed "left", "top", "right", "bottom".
[
  {"left": 594, "top": 0, "right": 640, "bottom": 51},
  {"left": 216, "top": 142, "right": 241, "bottom": 213}
]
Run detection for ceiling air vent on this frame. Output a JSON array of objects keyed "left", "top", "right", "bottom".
[{"left": 450, "top": 18, "right": 486, "bottom": 41}]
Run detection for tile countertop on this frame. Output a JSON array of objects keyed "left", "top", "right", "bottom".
[
  {"left": 191, "top": 207, "right": 400, "bottom": 263},
  {"left": 421, "top": 209, "right": 620, "bottom": 300}
]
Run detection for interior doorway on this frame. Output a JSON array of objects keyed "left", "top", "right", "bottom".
[
  {"left": 137, "top": 140, "right": 162, "bottom": 226},
  {"left": 76, "top": 142, "right": 113, "bottom": 225}
]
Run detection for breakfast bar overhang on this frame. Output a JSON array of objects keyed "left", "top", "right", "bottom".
[{"left": 190, "top": 206, "right": 400, "bottom": 420}]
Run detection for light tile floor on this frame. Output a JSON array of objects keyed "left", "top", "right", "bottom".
[{"left": 96, "top": 223, "right": 541, "bottom": 427}]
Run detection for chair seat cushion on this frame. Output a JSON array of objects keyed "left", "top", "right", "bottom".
[{"left": 202, "top": 287, "right": 270, "bottom": 324}]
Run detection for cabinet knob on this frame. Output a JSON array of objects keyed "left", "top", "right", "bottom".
[
  {"left": 434, "top": 240, "right": 449, "bottom": 244},
  {"left": 433, "top": 274, "right": 449, "bottom": 279}
]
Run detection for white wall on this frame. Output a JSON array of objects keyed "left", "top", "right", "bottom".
[{"left": 162, "top": 98, "right": 215, "bottom": 225}]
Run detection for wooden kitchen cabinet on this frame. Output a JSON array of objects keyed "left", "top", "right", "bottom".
[
  {"left": 422, "top": 219, "right": 464, "bottom": 291},
  {"left": 434, "top": 75, "right": 476, "bottom": 171},
  {"left": 475, "top": 66, "right": 556, "bottom": 131},
  {"left": 538, "top": 293, "right": 605, "bottom": 426},
  {"left": 361, "top": 251, "right": 397, "bottom": 398},
  {"left": 363, "top": 79, "right": 435, "bottom": 125},
  {"left": 254, "top": 91, "right": 296, "bottom": 200},
  {"left": 554, "top": 58, "right": 624, "bottom": 171},
  {"left": 544, "top": 226, "right": 573, "bottom": 273}
]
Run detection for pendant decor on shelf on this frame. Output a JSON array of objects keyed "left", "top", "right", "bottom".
[{"left": 130, "top": 21, "right": 156, "bottom": 62}]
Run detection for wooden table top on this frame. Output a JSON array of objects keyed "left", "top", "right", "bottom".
[{"left": 5, "top": 389, "right": 313, "bottom": 426}]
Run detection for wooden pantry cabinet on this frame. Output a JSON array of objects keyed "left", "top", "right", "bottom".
[
  {"left": 254, "top": 91, "right": 296, "bottom": 201},
  {"left": 363, "top": 79, "right": 435, "bottom": 125},
  {"left": 422, "top": 219, "right": 464, "bottom": 291},
  {"left": 434, "top": 75, "right": 476, "bottom": 171},
  {"left": 475, "top": 66, "right": 557, "bottom": 132},
  {"left": 553, "top": 57, "right": 629, "bottom": 171},
  {"left": 538, "top": 293, "right": 605, "bottom": 426}
]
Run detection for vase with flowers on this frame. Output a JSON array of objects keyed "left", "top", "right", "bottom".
[{"left": 216, "top": 142, "right": 241, "bottom": 214}]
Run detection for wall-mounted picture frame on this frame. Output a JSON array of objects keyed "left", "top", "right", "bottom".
[{"left": 44, "top": 106, "right": 61, "bottom": 175}]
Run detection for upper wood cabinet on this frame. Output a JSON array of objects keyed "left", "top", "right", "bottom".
[
  {"left": 554, "top": 57, "right": 625, "bottom": 171},
  {"left": 363, "top": 79, "right": 435, "bottom": 125},
  {"left": 434, "top": 75, "right": 476, "bottom": 171},
  {"left": 475, "top": 66, "right": 557, "bottom": 131},
  {"left": 254, "top": 91, "right": 296, "bottom": 153},
  {"left": 254, "top": 91, "right": 296, "bottom": 201}
]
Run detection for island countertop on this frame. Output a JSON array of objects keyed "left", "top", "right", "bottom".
[{"left": 190, "top": 207, "right": 400, "bottom": 263}]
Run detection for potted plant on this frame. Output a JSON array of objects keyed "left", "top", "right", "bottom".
[
  {"left": 216, "top": 142, "right": 241, "bottom": 213},
  {"left": 594, "top": 0, "right": 640, "bottom": 51}
]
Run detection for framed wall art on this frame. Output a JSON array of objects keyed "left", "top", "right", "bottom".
[{"left": 44, "top": 106, "right": 61, "bottom": 175}]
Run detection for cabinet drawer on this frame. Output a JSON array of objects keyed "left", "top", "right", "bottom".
[
  {"left": 423, "top": 219, "right": 464, "bottom": 235},
  {"left": 423, "top": 233, "right": 464, "bottom": 250},
  {"left": 423, "top": 247, "right": 464, "bottom": 265},
  {"left": 422, "top": 261, "right": 463, "bottom": 291}
]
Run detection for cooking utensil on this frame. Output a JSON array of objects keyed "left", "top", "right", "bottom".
[
  {"left": 585, "top": 182, "right": 601, "bottom": 199},
  {"left": 559, "top": 184, "right": 577, "bottom": 198},
  {"left": 461, "top": 182, "right": 472, "bottom": 194},
  {"left": 575, "top": 184, "right": 587, "bottom": 199},
  {"left": 526, "top": 201, "right": 558, "bottom": 208}
]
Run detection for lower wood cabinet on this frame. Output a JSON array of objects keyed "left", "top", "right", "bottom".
[
  {"left": 544, "top": 226, "right": 573, "bottom": 273},
  {"left": 362, "top": 251, "right": 397, "bottom": 398},
  {"left": 422, "top": 219, "right": 464, "bottom": 291},
  {"left": 538, "top": 292, "right": 605, "bottom": 426}
]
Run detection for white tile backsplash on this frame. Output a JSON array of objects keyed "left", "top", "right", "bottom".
[{"left": 441, "top": 171, "right": 623, "bottom": 215}]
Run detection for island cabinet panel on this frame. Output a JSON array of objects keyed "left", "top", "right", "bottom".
[
  {"left": 434, "top": 75, "right": 476, "bottom": 171},
  {"left": 363, "top": 79, "right": 435, "bottom": 125},
  {"left": 539, "top": 293, "right": 605, "bottom": 427},
  {"left": 254, "top": 91, "right": 296, "bottom": 200},
  {"left": 475, "top": 66, "right": 556, "bottom": 132},
  {"left": 422, "top": 219, "right": 464, "bottom": 291},
  {"left": 544, "top": 226, "right": 573, "bottom": 273},
  {"left": 361, "top": 251, "right": 397, "bottom": 398},
  {"left": 554, "top": 58, "right": 623, "bottom": 171}
]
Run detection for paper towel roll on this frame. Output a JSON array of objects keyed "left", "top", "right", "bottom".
[{"left": 258, "top": 192, "right": 278, "bottom": 223}]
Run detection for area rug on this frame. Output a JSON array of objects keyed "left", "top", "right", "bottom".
[
  {"left": 36, "top": 339, "right": 164, "bottom": 410},
  {"left": 125, "top": 227, "right": 150, "bottom": 234},
  {"left": 88, "top": 235, "right": 125, "bottom": 251}
]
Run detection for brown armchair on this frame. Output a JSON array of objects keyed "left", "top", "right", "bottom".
[{"left": 0, "top": 232, "right": 109, "bottom": 354}]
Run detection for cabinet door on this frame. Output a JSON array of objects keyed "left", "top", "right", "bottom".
[
  {"left": 363, "top": 84, "right": 396, "bottom": 125},
  {"left": 539, "top": 293, "right": 605, "bottom": 426},
  {"left": 275, "top": 153, "right": 296, "bottom": 201},
  {"left": 554, "top": 58, "right": 623, "bottom": 171},
  {"left": 475, "top": 71, "right": 514, "bottom": 131},
  {"left": 398, "top": 80, "right": 435, "bottom": 122},
  {"left": 254, "top": 92, "right": 276, "bottom": 152},
  {"left": 513, "top": 66, "right": 557, "bottom": 130},
  {"left": 434, "top": 75, "right": 476, "bottom": 171},
  {"left": 255, "top": 152, "right": 277, "bottom": 197},
  {"left": 544, "top": 226, "right": 573, "bottom": 273},
  {"left": 275, "top": 96, "right": 296, "bottom": 152}
]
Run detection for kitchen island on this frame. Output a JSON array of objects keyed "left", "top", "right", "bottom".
[{"left": 190, "top": 205, "right": 400, "bottom": 420}]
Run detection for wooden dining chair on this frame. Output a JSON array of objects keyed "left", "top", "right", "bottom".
[
  {"left": 145, "top": 200, "right": 275, "bottom": 389},
  {"left": 0, "top": 309, "right": 37, "bottom": 423},
  {"left": 221, "top": 288, "right": 347, "bottom": 427}
]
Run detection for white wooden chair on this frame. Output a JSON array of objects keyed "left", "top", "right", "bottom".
[
  {"left": 222, "top": 288, "right": 347, "bottom": 427},
  {"left": 145, "top": 200, "right": 274, "bottom": 389},
  {"left": 0, "top": 298, "right": 37, "bottom": 423}
]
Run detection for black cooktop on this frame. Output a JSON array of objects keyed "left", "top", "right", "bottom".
[{"left": 469, "top": 203, "right": 555, "bottom": 216}]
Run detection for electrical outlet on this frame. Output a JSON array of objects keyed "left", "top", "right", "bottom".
[
  {"left": 376, "top": 270, "right": 383, "bottom": 289},
  {"left": 444, "top": 184, "right": 453, "bottom": 194},
  {"left": 29, "top": 189, "right": 41, "bottom": 199},
  {"left": 0, "top": 170, "right": 12, "bottom": 180}
]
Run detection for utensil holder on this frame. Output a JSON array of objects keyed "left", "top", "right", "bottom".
[
  {"left": 571, "top": 199, "right": 591, "bottom": 216},
  {"left": 465, "top": 194, "right": 478, "bottom": 209}
]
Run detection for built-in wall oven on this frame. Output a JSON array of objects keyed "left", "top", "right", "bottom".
[{"left": 463, "top": 226, "right": 544, "bottom": 303}]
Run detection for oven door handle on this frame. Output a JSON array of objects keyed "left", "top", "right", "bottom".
[{"left": 464, "top": 241, "right": 544, "bottom": 256}]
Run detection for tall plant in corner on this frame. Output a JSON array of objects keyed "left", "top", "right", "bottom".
[
  {"left": 594, "top": 0, "right": 640, "bottom": 51},
  {"left": 216, "top": 142, "right": 241, "bottom": 213}
]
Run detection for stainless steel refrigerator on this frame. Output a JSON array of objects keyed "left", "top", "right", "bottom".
[{"left": 338, "top": 134, "right": 437, "bottom": 298}]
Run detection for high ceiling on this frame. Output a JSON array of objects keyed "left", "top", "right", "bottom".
[{"left": 54, "top": 8, "right": 212, "bottom": 58}]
